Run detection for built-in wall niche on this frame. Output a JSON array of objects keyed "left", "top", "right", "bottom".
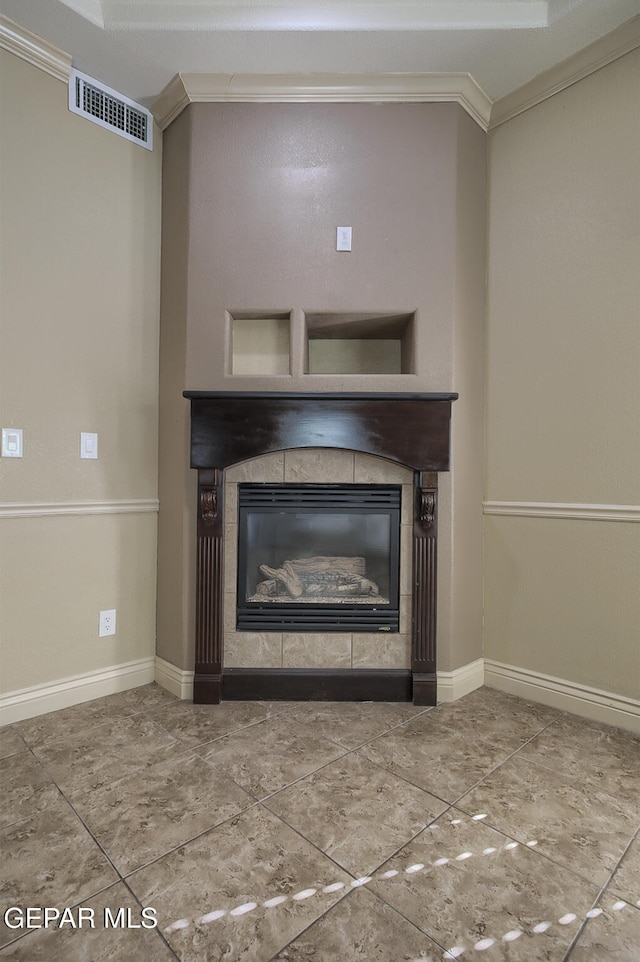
[
  {"left": 305, "top": 312, "right": 415, "bottom": 375},
  {"left": 229, "top": 311, "right": 291, "bottom": 375}
]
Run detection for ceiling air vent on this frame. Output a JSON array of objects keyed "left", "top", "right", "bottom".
[{"left": 69, "top": 69, "right": 153, "bottom": 150}]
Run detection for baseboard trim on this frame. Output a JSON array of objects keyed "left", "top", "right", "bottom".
[
  {"left": 0, "top": 657, "right": 155, "bottom": 725},
  {"left": 484, "top": 659, "right": 640, "bottom": 734},
  {"left": 437, "top": 658, "right": 485, "bottom": 702},
  {"left": 154, "top": 656, "right": 194, "bottom": 700}
]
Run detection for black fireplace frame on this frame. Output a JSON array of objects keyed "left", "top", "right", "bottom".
[
  {"left": 236, "top": 483, "right": 401, "bottom": 632},
  {"left": 184, "top": 391, "right": 458, "bottom": 705}
]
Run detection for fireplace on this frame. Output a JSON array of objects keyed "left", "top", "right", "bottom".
[
  {"left": 236, "top": 484, "right": 401, "bottom": 631},
  {"left": 184, "top": 391, "right": 457, "bottom": 705}
]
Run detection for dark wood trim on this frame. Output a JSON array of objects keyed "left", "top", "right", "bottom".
[
  {"left": 411, "top": 471, "right": 438, "bottom": 705},
  {"left": 184, "top": 392, "right": 457, "bottom": 472},
  {"left": 221, "top": 668, "right": 412, "bottom": 702}
]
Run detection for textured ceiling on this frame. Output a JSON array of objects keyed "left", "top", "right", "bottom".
[{"left": 1, "top": 0, "right": 639, "bottom": 106}]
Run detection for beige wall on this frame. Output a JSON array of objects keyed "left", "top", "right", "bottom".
[
  {"left": 0, "top": 51, "right": 162, "bottom": 700},
  {"left": 158, "top": 101, "right": 487, "bottom": 675},
  {"left": 484, "top": 50, "right": 640, "bottom": 700}
]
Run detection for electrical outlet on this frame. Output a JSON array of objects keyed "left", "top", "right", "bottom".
[{"left": 99, "top": 609, "right": 116, "bottom": 637}]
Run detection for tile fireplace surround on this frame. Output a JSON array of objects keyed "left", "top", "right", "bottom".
[{"left": 184, "top": 392, "right": 457, "bottom": 706}]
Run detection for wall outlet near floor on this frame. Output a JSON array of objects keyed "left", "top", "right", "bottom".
[{"left": 99, "top": 609, "right": 116, "bottom": 637}]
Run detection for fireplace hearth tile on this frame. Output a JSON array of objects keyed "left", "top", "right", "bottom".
[
  {"left": 282, "top": 633, "right": 352, "bottom": 669},
  {"left": 283, "top": 448, "right": 355, "bottom": 483},
  {"left": 264, "top": 751, "right": 447, "bottom": 876},
  {"left": 353, "top": 453, "right": 414, "bottom": 484},
  {"left": 226, "top": 452, "right": 285, "bottom": 484},
  {"left": 351, "top": 632, "right": 411, "bottom": 669},
  {"left": 225, "top": 632, "right": 284, "bottom": 669}
]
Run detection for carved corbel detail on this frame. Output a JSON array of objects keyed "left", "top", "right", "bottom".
[
  {"left": 200, "top": 485, "right": 218, "bottom": 524},
  {"left": 419, "top": 488, "right": 436, "bottom": 526}
]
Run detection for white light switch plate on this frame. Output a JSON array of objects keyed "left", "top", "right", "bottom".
[
  {"left": 2, "top": 428, "right": 23, "bottom": 458},
  {"left": 336, "top": 226, "right": 352, "bottom": 251},
  {"left": 81, "top": 432, "right": 98, "bottom": 459}
]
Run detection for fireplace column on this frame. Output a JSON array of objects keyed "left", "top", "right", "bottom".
[
  {"left": 194, "top": 468, "right": 224, "bottom": 703},
  {"left": 412, "top": 473, "right": 438, "bottom": 705}
]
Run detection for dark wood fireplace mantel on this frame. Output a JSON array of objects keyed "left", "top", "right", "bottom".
[{"left": 184, "top": 391, "right": 457, "bottom": 706}]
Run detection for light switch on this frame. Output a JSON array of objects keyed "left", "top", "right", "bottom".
[
  {"left": 336, "top": 226, "right": 352, "bottom": 251},
  {"left": 80, "top": 432, "right": 98, "bottom": 459},
  {"left": 2, "top": 428, "right": 23, "bottom": 458}
]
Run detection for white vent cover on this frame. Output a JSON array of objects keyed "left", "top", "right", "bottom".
[{"left": 69, "top": 69, "right": 153, "bottom": 150}]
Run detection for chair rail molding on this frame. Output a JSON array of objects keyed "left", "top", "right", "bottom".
[{"left": 483, "top": 501, "right": 640, "bottom": 522}]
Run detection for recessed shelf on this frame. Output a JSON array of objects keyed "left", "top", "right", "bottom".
[
  {"left": 230, "top": 311, "right": 291, "bottom": 375},
  {"left": 305, "top": 312, "right": 415, "bottom": 375}
]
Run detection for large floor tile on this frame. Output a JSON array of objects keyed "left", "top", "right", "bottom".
[
  {"left": 0, "top": 751, "right": 61, "bottom": 828},
  {"left": 33, "top": 714, "right": 191, "bottom": 798},
  {"left": 70, "top": 752, "right": 254, "bottom": 874},
  {"left": 358, "top": 710, "right": 524, "bottom": 802},
  {"left": 265, "top": 752, "right": 448, "bottom": 876},
  {"left": 0, "top": 882, "right": 177, "bottom": 961},
  {"left": 127, "top": 805, "right": 353, "bottom": 962},
  {"left": 0, "top": 727, "right": 27, "bottom": 760},
  {"left": 273, "top": 886, "right": 444, "bottom": 960},
  {"left": 369, "top": 811, "right": 601, "bottom": 961},
  {"left": 609, "top": 834, "right": 640, "bottom": 906},
  {"left": 284, "top": 700, "right": 432, "bottom": 750},
  {"left": 150, "top": 700, "right": 292, "bottom": 749},
  {"left": 457, "top": 754, "right": 639, "bottom": 886},
  {"left": 0, "top": 797, "right": 118, "bottom": 949},
  {"left": 516, "top": 714, "right": 640, "bottom": 809},
  {"left": 568, "top": 893, "right": 640, "bottom": 962},
  {"left": 196, "top": 714, "right": 347, "bottom": 799},
  {"left": 12, "top": 691, "right": 147, "bottom": 750}
]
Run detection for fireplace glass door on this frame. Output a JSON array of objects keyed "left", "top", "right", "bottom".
[{"left": 237, "top": 484, "right": 401, "bottom": 631}]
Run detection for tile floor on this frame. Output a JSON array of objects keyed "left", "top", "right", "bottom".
[{"left": 1, "top": 685, "right": 638, "bottom": 960}]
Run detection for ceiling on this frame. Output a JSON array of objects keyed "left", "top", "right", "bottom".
[{"left": 1, "top": 0, "right": 639, "bottom": 108}]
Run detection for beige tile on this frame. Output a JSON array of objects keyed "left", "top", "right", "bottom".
[
  {"left": 351, "top": 632, "right": 411, "bottom": 668},
  {"left": 0, "top": 726, "right": 27, "bottom": 760},
  {"left": 609, "top": 836, "right": 640, "bottom": 907},
  {"left": 358, "top": 709, "right": 530, "bottom": 801},
  {"left": 0, "top": 797, "right": 118, "bottom": 948},
  {"left": 0, "top": 752, "right": 60, "bottom": 828},
  {"left": 226, "top": 452, "right": 285, "bottom": 483},
  {"left": 273, "top": 886, "right": 443, "bottom": 960},
  {"left": 265, "top": 752, "right": 447, "bottom": 876},
  {"left": 570, "top": 892, "right": 640, "bottom": 962},
  {"left": 398, "top": 593, "right": 412, "bottom": 633},
  {"left": 399, "top": 522, "right": 412, "bottom": 591},
  {"left": 197, "top": 714, "right": 346, "bottom": 799},
  {"left": 457, "top": 753, "right": 638, "bottom": 887},
  {"left": 283, "top": 633, "right": 351, "bottom": 668},
  {"left": 0, "top": 882, "right": 176, "bottom": 960},
  {"left": 150, "top": 699, "right": 287, "bottom": 748},
  {"left": 33, "top": 714, "right": 190, "bottom": 798},
  {"left": 226, "top": 632, "right": 283, "bottom": 668},
  {"left": 224, "top": 589, "right": 237, "bottom": 630},
  {"left": 401, "top": 482, "right": 414, "bottom": 523},
  {"left": 353, "top": 453, "right": 413, "bottom": 484},
  {"left": 286, "top": 701, "right": 430, "bottom": 749},
  {"left": 114, "top": 683, "right": 180, "bottom": 714},
  {"left": 224, "top": 521, "right": 238, "bottom": 591},
  {"left": 127, "top": 805, "right": 353, "bottom": 962},
  {"left": 284, "top": 448, "right": 355, "bottom": 482},
  {"left": 369, "top": 811, "right": 600, "bottom": 961},
  {"left": 71, "top": 752, "right": 254, "bottom": 874},
  {"left": 12, "top": 693, "right": 139, "bottom": 749},
  {"left": 516, "top": 713, "right": 640, "bottom": 809}
]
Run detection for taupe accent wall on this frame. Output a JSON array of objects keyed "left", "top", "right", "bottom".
[
  {"left": 158, "top": 101, "right": 486, "bottom": 675},
  {"left": 484, "top": 49, "right": 640, "bottom": 701}
]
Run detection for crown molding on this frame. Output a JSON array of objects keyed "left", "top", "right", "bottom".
[
  {"left": 490, "top": 14, "right": 640, "bottom": 129},
  {"left": 483, "top": 501, "right": 640, "bottom": 522},
  {"left": 153, "top": 72, "right": 493, "bottom": 131},
  {"left": 0, "top": 15, "right": 72, "bottom": 83}
]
